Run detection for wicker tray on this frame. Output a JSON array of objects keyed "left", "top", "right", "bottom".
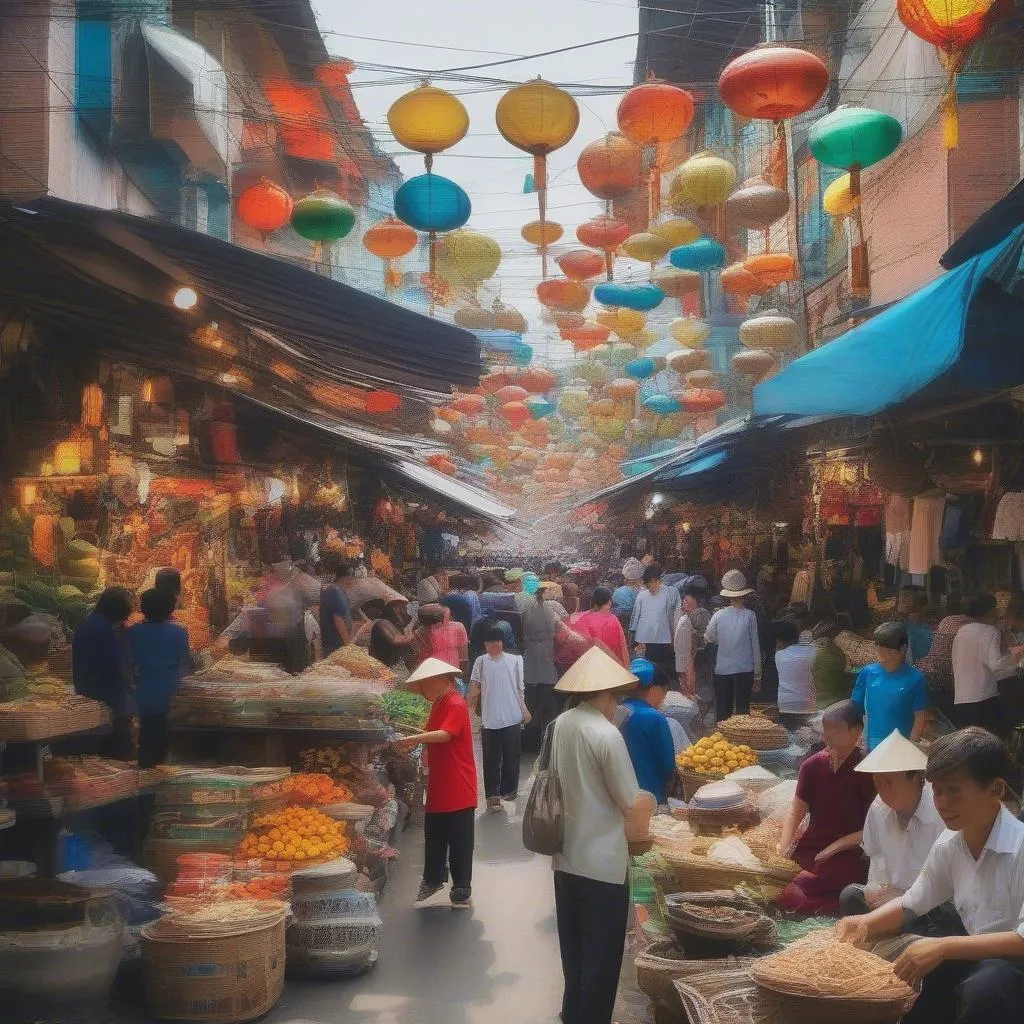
[
  {"left": 720, "top": 718, "right": 791, "bottom": 751},
  {"left": 659, "top": 850, "right": 797, "bottom": 898},
  {"left": 750, "top": 973, "right": 919, "bottom": 1024},
  {"left": 678, "top": 766, "right": 728, "bottom": 802},
  {"left": 683, "top": 800, "right": 760, "bottom": 834},
  {"left": 0, "top": 696, "right": 111, "bottom": 743}
]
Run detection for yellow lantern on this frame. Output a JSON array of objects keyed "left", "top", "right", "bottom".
[
  {"left": 443, "top": 229, "right": 502, "bottom": 286},
  {"left": 739, "top": 310, "right": 797, "bottom": 351},
  {"left": 822, "top": 172, "right": 860, "bottom": 219},
  {"left": 619, "top": 327, "right": 660, "bottom": 351},
  {"left": 596, "top": 307, "right": 646, "bottom": 337},
  {"left": 521, "top": 220, "right": 563, "bottom": 247},
  {"left": 496, "top": 78, "right": 580, "bottom": 275},
  {"left": 669, "top": 317, "right": 712, "bottom": 348},
  {"left": 622, "top": 232, "right": 672, "bottom": 265},
  {"left": 388, "top": 84, "right": 469, "bottom": 171},
  {"left": 54, "top": 440, "right": 82, "bottom": 475},
  {"left": 654, "top": 267, "right": 702, "bottom": 300},
  {"left": 651, "top": 217, "right": 701, "bottom": 246},
  {"left": 670, "top": 151, "right": 737, "bottom": 208}
]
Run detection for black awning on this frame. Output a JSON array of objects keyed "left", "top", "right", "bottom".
[
  {"left": 941, "top": 177, "right": 1024, "bottom": 270},
  {"left": 2, "top": 197, "right": 481, "bottom": 394}
]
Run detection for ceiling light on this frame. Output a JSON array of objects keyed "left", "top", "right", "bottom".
[
  {"left": 972, "top": 448, "right": 984, "bottom": 466},
  {"left": 172, "top": 286, "right": 198, "bottom": 310}
]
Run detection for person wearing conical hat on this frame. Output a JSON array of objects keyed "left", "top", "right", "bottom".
[
  {"left": 839, "top": 730, "right": 949, "bottom": 930},
  {"left": 392, "top": 658, "right": 477, "bottom": 910},
  {"left": 548, "top": 647, "right": 656, "bottom": 1024}
]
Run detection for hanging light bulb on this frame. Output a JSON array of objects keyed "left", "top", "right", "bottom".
[
  {"left": 972, "top": 448, "right": 985, "bottom": 466},
  {"left": 172, "top": 286, "right": 199, "bottom": 310}
]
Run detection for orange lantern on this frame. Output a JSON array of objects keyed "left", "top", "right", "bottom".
[
  {"left": 577, "top": 216, "right": 632, "bottom": 279},
  {"left": 363, "top": 217, "right": 418, "bottom": 293},
  {"left": 365, "top": 390, "right": 401, "bottom": 415},
  {"left": 551, "top": 311, "right": 586, "bottom": 332},
  {"left": 436, "top": 406, "right": 465, "bottom": 425},
  {"left": 616, "top": 76, "right": 695, "bottom": 221},
  {"left": 606, "top": 378, "right": 638, "bottom": 400},
  {"left": 426, "top": 453, "right": 458, "bottom": 476},
  {"left": 495, "top": 385, "right": 529, "bottom": 405},
  {"left": 536, "top": 278, "right": 590, "bottom": 313},
  {"left": 451, "top": 394, "right": 486, "bottom": 416},
  {"left": 897, "top": 0, "right": 998, "bottom": 148},
  {"left": 720, "top": 263, "right": 770, "bottom": 307},
  {"left": 557, "top": 249, "right": 606, "bottom": 281},
  {"left": 522, "top": 220, "right": 564, "bottom": 247},
  {"left": 520, "top": 367, "right": 557, "bottom": 394},
  {"left": 493, "top": 301, "right": 527, "bottom": 333},
  {"left": 744, "top": 252, "right": 798, "bottom": 286},
  {"left": 500, "top": 401, "right": 530, "bottom": 430},
  {"left": 478, "top": 367, "right": 520, "bottom": 395},
  {"left": 236, "top": 177, "right": 293, "bottom": 237},
  {"left": 678, "top": 389, "right": 726, "bottom": 414},
  {"left": 562, "top": 321, "right": 611, "bottom": 352},
  {"left": 577, "top": 132, "right": 643, "bottom": 201}
]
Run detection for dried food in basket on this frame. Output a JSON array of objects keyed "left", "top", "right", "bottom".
[
  {"left": 676, "top": 733, "right": 758, "bottom": 775},
  {"left": 320, "top": 644, "right": 395, "bottom": 683},
  {"left": 238, "top": 805, "right": 349, "bottom": 863},
  {"left": 284, "top": 774, "right": 354, "bottom": 806},
  {"left": 146, "top": 899, "right": 288, "bottom": 938},
  {"left": 719, "top": 714, "right": 790, "bottom": 751}
]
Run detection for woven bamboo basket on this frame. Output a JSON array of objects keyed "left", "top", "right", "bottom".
[
  {"left": 752, "top": 981, "right": 919, "bottom": 1024},
  {"left": 0, "top": 696, "right": 111, "bottom": 743},
  {"left": 290, "top": 857, "right": 359, "bottom": 897},
  {"left": 749, "top": 703, "right": 779, "bottom": 723},
  {"left": 664, "top": 901, "right": 772, "bottom": 946},
  {"left": 634, "top": 937, "right": 689, "bottom": 1004},
  {"left": 682, "top": 800, "right": 759, "bottom": 834},
  {"left": 719, "top": 719, "right": 790, "bottom": 751},
  {"left": 658, "top": 850, "right": 797, "bottom": 899},
  {"left": 678, "top": 767, "right": 727, "bottom": 802},
  {"left": 140, "top": 918, "right": 285, "bottom": 1023}
]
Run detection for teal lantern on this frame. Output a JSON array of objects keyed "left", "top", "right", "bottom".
[
  {"left": 394, "top": 173, "right": 471, "bottom": 232},
  {"left": 625, "top": 357, "right": 655, "bottom": 380},
  {"left": 808, "top": 107, "right": 902, "bottom": 195},
  {"left": 669, "top": 237, "right": 725, "bottom": 272},
  {"left": 643, "top": 394, "right": 681, "bottom": 415},
  {"left": 526, "top": 395, "right": 555, "bottom": 419},
  {"left": 512, "top": 342, "right": 534, "bottom": 367}
]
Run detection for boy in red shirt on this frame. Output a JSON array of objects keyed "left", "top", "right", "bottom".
[{"left": 393, "top": 657, "right": 478, "bottom": 909}]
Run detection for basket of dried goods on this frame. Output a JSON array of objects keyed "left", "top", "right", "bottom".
[
  {"left": 659, "top": 837, "right": 799, "bottom": 898},
  {"left": 676, "top": 734, "right": 759, "bottom": 800},
  {"left": 664, "top": 898, "right": 773, "bottom": 945},
  {"left": 634, "top": 937, "right": 690, "bottom": 1004},
  {"left": 719, "top": 714, "right": 791, "bottom": 751},
  {"left": 290, "top": 857, "right": 359, "bottom": 897},
  {"left": 750, "top": 929, "right": 919, "bottom": 1024},
  {"left": 0, "top": 695, "right": 111, "bottom": 743}
]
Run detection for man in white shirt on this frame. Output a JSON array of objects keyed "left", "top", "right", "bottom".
[
  {"left": 704, "top": 570, "right": 762, "bottom": 721},
  {"left": 837, "top": 727, "right": 1024, "bottom": 1024},
  {"left": 839, "top": 730, "right": 950, "bottom": 930},
  {"left": 773, "top": 619, "right": 817, "bottom": 728},
  {"left": 629, "top": 564, "right": 681, "bottom": 685},
  {"left": 469, "top": 626, "right": 529, "bottom": 811}
]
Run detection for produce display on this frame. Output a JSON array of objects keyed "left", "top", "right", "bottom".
[
  {"left": 236, "top": 806, "right": 350, "bottom": 866},
  {"left": 284, "top": 774, "right": 355, "bottom": 806},
  {"left": 378, "top": 689, "right": 430, "bottom": 729},
  {"left": 719, "top": 714, "right": 791, "bottom": 751},
  {"left": 298, "top": 745, "right": 393, "bottom": 807},
  {"left": 676, "top": 733, "right": 759, "bottom": 776}
]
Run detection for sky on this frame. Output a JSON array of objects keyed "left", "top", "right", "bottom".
[{"left": 314, "top": 0, "right": 644, "bottom": 368}]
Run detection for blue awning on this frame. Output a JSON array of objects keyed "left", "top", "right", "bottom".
[{"left": 754, "top": 228, "right": 1024, "bottom": 418}]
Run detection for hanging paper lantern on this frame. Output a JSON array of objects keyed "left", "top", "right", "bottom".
[
  {"left": 678, "top": 389, "right": 726, "bottom": 414},
  {"left": 451, "top": 394, "right": 486, "bottom": 416},
  {"left": 478, "top": 367, "right": 519, "bottom": 395},
  {"left": 453, "top": 306, "right": 497, "bottom": 330},
  {"left": 363, "top": 216, "right": 417, "bottom": 260},
  {"left": 739, "top": 310, "right": 797, "bottom": 350},
  {"left": 685, "top": 369, "right": 717, "bottom": 389},
  {"left": 745, "top": 252, "right": 798, "bottom": 286},
  {"left": 388, "top": 84, "right": 469, "bottom": 170},
  {"left": 643, "top": 394, "right": 682, "bottom": 416},
  {"left": 897, "top": 0, "right": 998, "bottom": 148},
  {"left": 608, "top": 342, "right": 638, "bottom": 366},
  {"left": 624, "top": 358, "right": 655, "bottom": 381},
  {"left": 721, "top": 263, "right": 770, "bottom": 303},
  {"left": 291, "top": 188, "right": 355, "bottom": 242},
  {"left": 445, "top": 229, "right": 502, "bottom": 285},
  {"left": 394, "top": 174, "right": 471, "bottom": 232},
  {"left": 617, "top": 78, "right": 695, "bottom": 220},
  {"left": 651, "top": 217, "right": 701, "bottom": 246},
  {"left": 495, "top": 385, "right": 528, "bottom": 405},
  {"left": 589, "top": 397, "right": 618, "bottom": 417},
  {"left": 669, "top": 317, "right": 711, "bottom": 348},
  {"left": 562, "top": 321, "right": 611, "bottom": 351},
  {"left": 607, "top": 378, "right": 640, "bottom": 400},
  {"left": 512, "top": 342, "right": 534, "bottom": 367},
  {"left": 364, "top": 390, "right": 402, "bottom": 415},
  {"left": 525, "top": 395, "right": 555, "bottom": 419},
  {"left": 732, "top": 349, "right": 777, "bottom": 377},
  {"left": 666, "top": 348, "right": 710, "bottom": 373},
  {"left": 669, "top": 238, "right": 726, "bottom": 272},
  {"left": 596, "top": 307, "right": 646, "bottom": 337},
  {"left": 654, "top": 268, "right": 702, "bottom": 299},
  {"left": 808, "top": 107, "right": 902, "bottom": 194},
  {"left": 718, "top": 44, "right": 830, "bottom": 121},
  {"left": 557, "top": 249, "right": 606, "bottom": 281},
  {"left": 520, "top": 367, "right": 557, "bottom": 394},
  {"left": 500, "top": 401, "right": 531, "bottom": 430},
  {"left": 593, "top": 282, "right": 664, "bottom": 312},
  {"left": 493, "top": 301, "right": 528, "bottom": 333},
  {"left": 426, "top": 453, "right": 458, "bottom": 476},
  {"left": 669, "top": 152, "right": 737, "bottom": 208},
  {"left": 522, "top": 220, "right": 564, "bottom": 247},
  {"left": 577, "top": 216, "right": 633, "bottom": 279},
  {"left": 536, "top": 278, "right": 590, "bottom": 312},
  {"left": 622, "top": 327, "right": 661, "bottom": 351},
  {"left": 622, "top": 232, "right": 673, "bottom": 265},
  {"left": 236, "top": 177, "right": 293, "bottom": 236},
  {"left": 726, "top": 182, "right": 791, "bottom": 239},
  {"left": 496, "top": 78, "right": 579, "bottom": 274},
  {"left": 559, "top": 387, "right": 591, "bottom": 417},
  {"left": 822, "top": 173, "right": 860, "bottom": 219},
  {"left": 577, "top": 132, "right": 643, "bottom": 200}
]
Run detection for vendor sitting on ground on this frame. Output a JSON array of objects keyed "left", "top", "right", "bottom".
[
  {"left": 837, "top": 727, "right": 1024, "bottom": 1024},
  {"left": 776, "top": 700, "right": 877, "bottom": 915},
  {"left": 840, "top": 729, "right": 953, "bottom": 935},
  {"left": 618, "top": 659, "right": 678, "bottom": 806}
]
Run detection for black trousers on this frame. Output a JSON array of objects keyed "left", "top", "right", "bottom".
[
  {"left": 481, "top": 725, "right": 521, "bottom": 799},
  {"left": 523, "top": 685, "right": 557, "bottom": 753},
  {"left": 641, "top": 642, "right": 677, "bottom": 687},
  {"left": 554, "top": 870, "right": 629, "bottom": 1024},
  {"left": 423, "top": 807, "right": 474, "bottom": 893},
  {"left": 713, "top": 671, "right": 755, "bottom": 721},
  {"left": 904, "top": 958, "right": 1024, "bottom": 1024},
  {"left": 952, "top": 696, "right": 1002, "bottom": 733},
  {"left": 138, "top": 714, "right": 169, "bottom": 769}
]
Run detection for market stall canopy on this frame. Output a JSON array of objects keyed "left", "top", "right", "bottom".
[
  {"left": 0, "top": 197, "right": 482, "bottom": 395},
  {"left": 941, "top": 176, "right": 1024, "bottom": 270},
  {"left": 754, "top": 227, "right": 1024, "bottom": 418}
]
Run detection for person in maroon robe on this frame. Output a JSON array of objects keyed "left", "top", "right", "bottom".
[{"left": 776, "top": 700, "right": 877, "bottom": 914}]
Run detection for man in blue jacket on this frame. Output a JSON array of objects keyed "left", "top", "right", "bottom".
[{"left": 618, "top": 657, "right": 676, "bottom": 805}]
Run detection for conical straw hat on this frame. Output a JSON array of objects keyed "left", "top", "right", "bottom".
[
  {"left": 854, "top": 730, "right": 927, "bottom": 773},
  {"left": 554, "top": 646, "right": 639, "bottom": 694},
  {"left": 406, "top": 657, "right": 462, "bottom": 687}
]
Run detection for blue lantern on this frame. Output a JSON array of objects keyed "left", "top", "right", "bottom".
[
  {"left": 593, "top": 282, "right": 630, "bottom": 307},
  {"left": 394, "top": 174, "right": 471, "bottom": 232},
  {"left": 512, "top": 342, "right": 534, "bottom": 367},
  {"left": 643, "top": 394, "right": 681, "bottom": 415},
  {"left": 526, "top": 395, "right": 555, "bottom": 419},
  {"left": 625, "top": 357, "right": 655, "bottom": 380},
  {"left": 593, "top": 282, "right": 665, "bottom": 311},
  {"left": 669, "top": 237, "right": 725, "bottom": 273}
]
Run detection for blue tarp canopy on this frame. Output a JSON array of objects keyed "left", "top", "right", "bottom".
[{"left": 754, "top": 227, "right": 1024, "bottom": 418}]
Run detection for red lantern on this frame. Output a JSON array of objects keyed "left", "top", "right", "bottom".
[
  {"left": 478, "top": 367, "right": 520, "bottom": 395},
  {"left": 236, "top": 178, "right": 293, "bottom": 236},
  {"left": 561, "top": 321, "right": 611, "bottom": 351},
  {"left": 678, "top": 389, "right": 726, "bottom": 414},
  {"left": 501, "top": 401, "right": 531, "bottom": 430},
  {"left": 557, "top": 249, "right": 606, "bottom": 281},
  {"left": 365, "top": 390, "right": 401, "bottom": 414},
  {"left": 451, "top": 394, "right": 486, "bottom": 415},
  {"left": 520, "top": 367, "right": 557, "bottom": 394},
  {"left": 616, "top": 78, "right": 695, "bottom": 221},
  {"left": 577, "top": 132, "right": 642, "bottom": 201},
  {"left": 495, "top": 385, "right": 528, "bottom": 404},
  {"left": 363, "top": 217, "right": 417, "bottom": 259},
  {"left": 718, "top": 45, "right": 829, "bottom": 121},
  {"left": 536, "top": 278, "right": 590, "bottom": 312},
  {"left": 576, "top": 216, "right": 632, "bottom": 279}
]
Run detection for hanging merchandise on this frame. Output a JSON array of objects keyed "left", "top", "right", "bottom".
[
  {"left": 496, "top": 78, "right": 580, "bottom": 276},
  {"left": 387, "top": 83, "right": 469, "bottom": 171},
  {"left": 651, "top": 217, "right": 701, "bottom": 247},
  {"left": 718, "top": 44, "right": 830, "bottom": 189},
  {"left": 669, "top": 237, "right": 726, "bottom": 273},
  {"left": 642, "top": 394, "right": 681, "bottom": 416},
  {"left": 493, "top": 300, "right": 528, "bottom": 333},
  {"left": 678, "top": 389, "right": 726, "bottom": 414},
  {"left": 744, "top": 252, "right": 797, "bottom": 287},
  {"left": 732, "top": 349, "right": 776, "bottom": 378},
  {"left": 522, "top": 220, "right": 564, "bottom": 248},
  {"left": 453, "top": 305, "right": 498, "bottom": 330},
  {"left": 439, "top": 229, "right": 502, "bottom": 288},
  {"left": 593, "top": 282, "right": 664, "bottom": 313},
  {"left": 653, "top": 268, "right": 702, "bottom": 313},
  {"left": 290, "top": 188, "right": 356, "bottom": 271},
  {"left": 726, "top": 182, "right": 791, "bottom": 250},
  {"left": 536, "top": 278, "right": 590, "bottom": 313},
  {"left": 577, "top": 132, "right": 643, "bottom": 201},
  {"left": 617, "top": 76, "right": 695, "bottom": 221},
  {"left": 577, "top": 216, "right": 632, "bottom": 280},
  {"left": 666, "top": 348, "right": 710, "bottom": 374},
  {"left": 362, "top": 217, "right": 418, "bottom": 293},
  {"left": 822, "top": 172, "right": 860, "bottom": 237},
  {"left": 720, "top": 262, "right": 770, "bottom": 310},
  {"left": 670, "top": 317, "right": 712, "bottom": 348},
  {"left": 897, "top": 0, "right": 999, "bottom": 148},
  {"left": 561, "top": 320, "right": 611, "bottom": 352},
  {"left": 236, "top": 178, "right": 293, "bottom": 238}
]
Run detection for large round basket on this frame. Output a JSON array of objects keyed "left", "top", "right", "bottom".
[
  {"left": 677, "top": 767, "right": 727, "bottom": 802},
  {"left": 634, "top": 938, "right": 688, "bottom": 1004},
  {"left": 751, "top": 977, "right": 919, "bottom": 1024},
  {"left": 683, "top": 799, "right": 759, "bottom": 834},
  {"left": 720, "top": 719, "right": 790, "bottom": 751},
  {"left": 664, "top": 900, "right": 766, "bottom": 943},
  {"left": 140, "top": 918, "right": 285, "bottom": 1023},
  {"left": 659, "top": 850, "right": 797, "bottom": 899}
]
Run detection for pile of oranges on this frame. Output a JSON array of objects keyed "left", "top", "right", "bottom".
[
  {"left": 236, "top": 806, "right": 349, "bottom": 865},
  {"left": 676, "top": 733, "right": 758, "bottom": 777},
  {"left": 284, "top": 773, "right": 354, "bottom": 806}
]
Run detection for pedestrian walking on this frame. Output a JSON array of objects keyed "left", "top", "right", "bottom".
[
  {"left": 521, "top": 583, "right": 562, "bottom": 751},
  {"left": 547, "top": 647, "right": 655, "bottom": 1024},
  {"left": 469, "top": 626, "right": 530, "bottom": 811},
  {"left": 629, "top": 564, "right": 681, "bottom": 685},
  {"left": 392, "top": 658, "right": 477, "bottom": 910},
  {"left": 705, "top": 570, "right": 762, "bottom": 720}
]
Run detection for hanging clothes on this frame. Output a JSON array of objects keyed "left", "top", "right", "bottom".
[
  {"left": 885, "top": 494, "right": 911, "bottom": 570},
  {"left": 908, "top": 493, "right": 945, "bottom": 576}
]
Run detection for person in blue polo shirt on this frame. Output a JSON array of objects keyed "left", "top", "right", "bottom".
[
  {"left": 851, "top": 621, "right": 928, "bottom": 751},
  {"left": 618, "top": 657, "right": 676, "bottom": 805}
]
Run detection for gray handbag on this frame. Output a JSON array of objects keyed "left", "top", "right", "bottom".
[{"left": 522, "top": 719, "right": 564, "bottom": 856}]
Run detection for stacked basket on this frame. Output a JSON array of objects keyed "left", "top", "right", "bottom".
[{"left": 286, "top": 858, "right": 381, "bottom": 977}]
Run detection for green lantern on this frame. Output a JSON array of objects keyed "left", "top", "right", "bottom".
[
  {"left": 808, "top": 107, "right": 902, "bottom": 195},
  {"left": 291, "top": 187, "right": 356, "bottom": 266}
]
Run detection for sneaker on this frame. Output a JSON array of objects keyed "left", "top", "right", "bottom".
[
  {"left": 486, "top": 797, "right": 502, "bottom": 812},
  {"left": 501, "top": 792, "right": 518, "bottom": 802},
  {"left": 414, "top": 881, "right": 444, "bottom": 906},
  {"left": 450, "top": 888, "right": 473, "bottom": 909}
]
